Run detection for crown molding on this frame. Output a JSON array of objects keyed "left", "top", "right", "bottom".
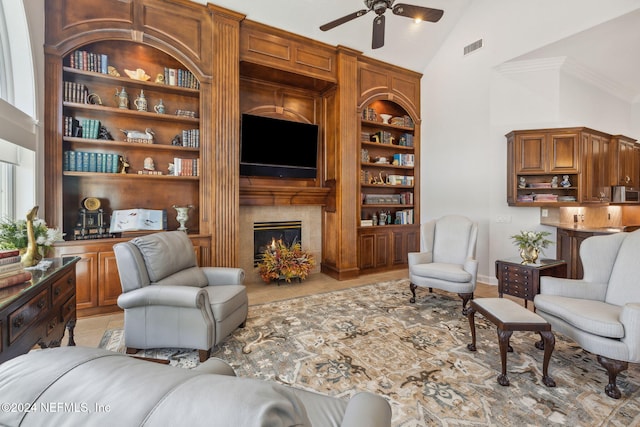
[{"left": 496, "top": 56, "right": 637, "bottom": 103}]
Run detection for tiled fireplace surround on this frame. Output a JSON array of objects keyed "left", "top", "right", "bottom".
[{"left": 239, "top": 206, "right": 323, "bottom": 283}]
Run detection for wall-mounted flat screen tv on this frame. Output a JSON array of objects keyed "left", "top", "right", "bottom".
[{"left": 240, "top": 114, "right": 319, "bottom": 179}]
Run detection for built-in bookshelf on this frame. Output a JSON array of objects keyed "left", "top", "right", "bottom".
[
  {"left": 58, "top": 41, "right": 202, "bottom": 236},
  {"left": 356, "top": 99, "right": 420, "bottom": 273},
  {"left": 359, "top": 102, "right": 417, "bottom": 227}
]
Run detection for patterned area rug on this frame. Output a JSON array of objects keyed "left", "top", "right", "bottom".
[{"left": 100, "top": 279, "right": 640, "bottom": 426}]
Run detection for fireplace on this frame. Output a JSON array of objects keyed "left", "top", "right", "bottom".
[{"left": 253, "top": 220, "right": 302, "bottom": 266}]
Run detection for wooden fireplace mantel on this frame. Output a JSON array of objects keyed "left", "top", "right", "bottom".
[{"left": 239, "top": 185, "right": 330, "bottom": 206}]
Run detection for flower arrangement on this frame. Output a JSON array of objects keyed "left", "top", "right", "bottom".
[
  {"left": 510, "top": 230, "right": 552, "bottom": 252},
  {"left": 0, "top": 216, "right": 63, "bottom": 253},
  {"left": 258, "top": 239, "right": 315, "bottom": 283}
]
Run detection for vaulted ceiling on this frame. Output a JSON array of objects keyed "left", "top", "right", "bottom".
[
  {"left": 202, "top": 0, "right": 639, "bottom": 103},
  {"left": 205, "top": 0, "right": 469, "bottom": 72}
]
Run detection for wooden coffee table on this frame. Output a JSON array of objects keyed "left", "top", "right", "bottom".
[{"left": 466, "top": 298, "right": 556, "bottom": 387}]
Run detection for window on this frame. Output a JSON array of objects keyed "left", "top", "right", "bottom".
[
  {"left": 0, "top": 0, "right": 37, "bottom": 220},
  {"left": 0, "top": 161, "right": 13, "bottom": 218}
]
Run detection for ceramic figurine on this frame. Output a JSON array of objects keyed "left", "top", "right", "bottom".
[
  {"left": 119, "top": 156, "right": 130, "bottom": 174},
  {"left": 518, "top": 177, "right": 526, "bottom": 189},
  {"left": 134, "top": 90, "right": 148, "bottom": 112},
  {"left": 379, "top": 211, "right": 387, "bottom": 226},
  {"left": 561, "top": 175, "right": 571, "bottom": 187},
  {"left": 153, "top": 99, "right": 165, "bottom": 114},
  {"left": 114, "top": 87, "right": 129, "bottom": 109},
  {"left": 551, "top": 176, "right": 559, "bottom": 188},
  {"left": 143, "top": 157, "right": 155, "bottom": 171}
]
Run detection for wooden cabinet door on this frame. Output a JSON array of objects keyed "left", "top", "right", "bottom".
[
  {"left": 620, "top": 140, "right": 640, "bottom": 187},
  {"left": 391, "top": 228, "right": 419, "bottom": 265},
  {"left": 72, "top": 253, "right": 98, "bottom": 311},
  {"left": 514, "top": 133, "right": 546, "bottom": 173},
  {"left": 98, "top": 251, "right": 122, "bottom": 307},
  {"left": 358, "top": 230, "right": 391, "bottom": 271},
  {"left": 359, "top": 233, "right": 376, "bottom": 270},
  {"left": 547, "top": 132, "right": 579, "bottom": 173},
  {"left": 633, "top": 144, "right": 640, "bottom": 188},
  {"left": 610, "top": 136, "right": 639, "bottom": 187},
  {"left": 374, "top": 233, "right": 390, "bottom": 269},
  {"left": 581, "top": 133, "right": 610, "bottom": 202}
]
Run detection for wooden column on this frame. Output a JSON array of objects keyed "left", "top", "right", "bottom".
[
  {"left": 321, "top": 46, "right": 361, "bottom": 279},
  {"left": 209, "top": 5, "right": 244, "bottom": 267}
]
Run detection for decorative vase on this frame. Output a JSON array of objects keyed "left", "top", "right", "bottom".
[
  {"left": 520, "top": 247, "right": 539, "bottom": 265},
  {"left": 172, "top": 205, "right": 193, "bottom": 232}
]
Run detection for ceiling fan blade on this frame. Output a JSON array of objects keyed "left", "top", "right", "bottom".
[
  {"left": 320, "top": 9, "right": 369, "bottom": 31},
  {"left": 372, "top": 14, "right": 385, "bottom": 49},
  {"left": 392, "top": 4, "right": 444, "bottom": 22}
]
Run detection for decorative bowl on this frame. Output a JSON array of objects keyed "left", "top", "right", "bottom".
[
  {"left": 124, "top": 68, "right": 151, "bottom": 81},
  {"left": 379, "top": 114, "right": 393, "bottom": 124}
]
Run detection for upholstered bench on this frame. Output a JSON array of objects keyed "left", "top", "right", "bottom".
[{"left": 466, "top": 297, "right": 556, "bottom": 387}]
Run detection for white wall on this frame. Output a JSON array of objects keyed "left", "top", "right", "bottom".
[{"left": 422, "top": 0, "right": 640, "bottom": 284}]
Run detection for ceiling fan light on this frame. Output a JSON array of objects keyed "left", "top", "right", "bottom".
[{"left": 414, "top": 18, "right": 422, "bottom": 24}]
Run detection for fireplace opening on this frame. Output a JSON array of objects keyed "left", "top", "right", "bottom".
[{"left": 253, "top": 221, "right": 302, "bottom": 266}]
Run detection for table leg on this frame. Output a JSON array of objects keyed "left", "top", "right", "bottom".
[
  {"left": 67, "top": 319, "right": 76, "bottom": 346},
  {"left": 539, "top": 331, "right": 556, "bottom": 387},
  {"left": 497, "top": 329, "right": 513, "bottom": 386},
  {"left": 466, "top": 306, "right": 477, "bottom": 352}
]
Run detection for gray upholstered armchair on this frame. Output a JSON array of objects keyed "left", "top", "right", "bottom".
[
  {"left": 113, "top": 231, "right": 248, "bottom": 362},
  {"left": 534, "top": 229, "right": 640, "bottom": 399},
  {"left": 408, "top": 215, "right": 479, "bottom": 314}
]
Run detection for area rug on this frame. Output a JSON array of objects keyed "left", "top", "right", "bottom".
[{"left": 100, "top": 279, "right": 640, "bottom": 426}]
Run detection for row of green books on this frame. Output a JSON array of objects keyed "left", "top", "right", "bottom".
[{"left": 63, "top": 151, "right": 120, "bottom": 174}]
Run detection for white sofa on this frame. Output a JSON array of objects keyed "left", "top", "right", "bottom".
[{"left": 534, "top": 229, "right": 640, "bottom": 399}]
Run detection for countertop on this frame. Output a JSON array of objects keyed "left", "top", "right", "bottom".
[{"left": 547, "top": 224, "right": 640, "bottom": 233}]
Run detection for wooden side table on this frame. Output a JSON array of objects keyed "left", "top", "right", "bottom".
[{"left": 495, "top": 258, "right": 567, "bottom": 308}]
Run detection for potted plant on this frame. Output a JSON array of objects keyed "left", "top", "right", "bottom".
[
  {"left": 258, "top": 239, "right": 315, "bottom": 283},
  {"left": 510, "top": 230, "right": 553, "bottom": 264},
  {"left": 0, "top": 212, "right": 62, "bottom": 257}
]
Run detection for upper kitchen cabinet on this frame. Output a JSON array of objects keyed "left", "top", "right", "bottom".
[
  {"left": 610, "top": 135, "right": 640, "bottom": 188},
  {"left": 507, "top": 127, "right": 613, "bottom": 206}
]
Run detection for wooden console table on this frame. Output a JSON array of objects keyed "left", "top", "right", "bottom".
[
  {"left": 495, "top": 258, "right": 567, "bottom": 308},
  {"left": 0, "top": 257, "right": 79, "bottom": 363}
]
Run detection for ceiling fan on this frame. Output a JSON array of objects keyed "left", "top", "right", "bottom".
[{"left": 319, "top": 0, "right": 444, "bottom": 49}]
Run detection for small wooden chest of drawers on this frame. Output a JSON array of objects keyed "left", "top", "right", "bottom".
[
  {"left": 0, "top": 257, "right": 79, "bottom": 363},
  {"left": 495, "top": 258, "right": 567, "bottom": 308}
]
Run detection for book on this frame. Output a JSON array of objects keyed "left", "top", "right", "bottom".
[
  {"left": 109, "top": 209, "right": 167, "bottom": 233},
  {"left": 0, "top": 255, "right": 21, "bottom": 266},
  {"left": 0, "top": 271, "right": 32, "bottom": 290},
  {"left": 0, "top": 262, "right": 23, "bottom": 276},
  {"left": 0, "top": 249, "right": 19, "bottom": 259}
]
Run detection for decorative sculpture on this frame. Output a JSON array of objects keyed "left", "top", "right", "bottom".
[{"left": 21, "top": 206, "right": 42, "bottom": 267}]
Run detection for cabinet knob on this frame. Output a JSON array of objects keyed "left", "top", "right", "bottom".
[
  {"left": 67, "top": 277, "right": 74, "bottom": 285},
  {"left": 13, "top": 315, "right": 24, "bottom": 328},
  {"left": 54, "top": 287, "right": 61, "bottom": 296},
  {"left": 37, "top": 298, "right": 46, "bottom": 309}
]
